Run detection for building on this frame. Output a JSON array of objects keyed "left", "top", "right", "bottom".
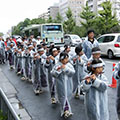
[
  {"left": 111, "top": 0, "right": 120, "bottom": 21},
  {"left": 87, "top": 0, "right": 120, "bottom": 21},
  {"left": 38, "top": 12, "right": 49, "bottom": 20},
  {"left": 87, "top": 0, "right": 106, "bottom": 14},
  {"left": 48, "top": 5, "right": 59, "bottom": 20},
  {"left": 59, "top": 0, "right": 87, "bottom": 26},
  {"left": 38, "top": 4, "right": 59, "bottom": 20}
]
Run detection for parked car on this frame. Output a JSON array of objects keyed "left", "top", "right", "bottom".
[
  {"left": 97, "top": 33, "right": 120, "bottom": 59},
  {"left": 64, "top": 34, "right": 82, "bottom": 46},
  {"left": 81, "top": 37, "right": 86, "bottom": 42}
]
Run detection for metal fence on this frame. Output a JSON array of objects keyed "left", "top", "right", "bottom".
[{"left": 0, "top": 88, "right": 20, "bottom": 120}]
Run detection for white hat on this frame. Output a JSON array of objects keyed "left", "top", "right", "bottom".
[
  {"left": 52, "top": 48, "right": 57, "bottom": 52},
  {"left": 38, "top": 48, "right": 44, "bottom": 52},
  {"left": 28, "top": 44, "right": 33, "bottom": 48},
  {"left": 17, "top": 38, "right": 22, "bottom": 43},
  {"left": 37, "top": 36, "right": 40, "bottom": 39},
  {"left": 92, "top": 63, "right": 103, "bottom": 68},
  {"left": 92, "top": 51, "right": 101, "bottom": 54}
]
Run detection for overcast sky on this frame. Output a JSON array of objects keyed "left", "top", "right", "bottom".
[{"left": 0, "top": 0, "right": 59, "bottom": 34}]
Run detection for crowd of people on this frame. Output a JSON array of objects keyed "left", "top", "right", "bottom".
[{"left": 0, "top": 30, "right": 120, "bottom": 120}]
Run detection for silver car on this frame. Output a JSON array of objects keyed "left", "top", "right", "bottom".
[
  {"left": 64, "top": 34, "right": 82, "bottom": 46},
  {"left": 97, "top": 33, "right": 120, "bottom": 59}
]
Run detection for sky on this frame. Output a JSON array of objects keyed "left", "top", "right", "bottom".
[{"left": 0, "top": 0, "right": 59, "bottom": 34}]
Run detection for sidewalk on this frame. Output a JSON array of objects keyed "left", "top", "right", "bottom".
[{"left": 0, "top": 68, "right": 31, "bottom": 120}]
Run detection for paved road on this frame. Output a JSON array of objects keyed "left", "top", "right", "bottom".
[{"left": 0, "top": 57, "right": 119, "bottom": 120}]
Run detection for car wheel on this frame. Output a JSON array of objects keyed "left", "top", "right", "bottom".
[{"left": 107, "top": 50, "right": 114, "bottom": 59}]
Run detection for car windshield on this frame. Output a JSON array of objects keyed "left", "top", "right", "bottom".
[
  {"left": 117, "top": 36, "right": 120, "bottom": 42},
  {"left": 70, "top": 35, "right": 80, "bottom": 39}
]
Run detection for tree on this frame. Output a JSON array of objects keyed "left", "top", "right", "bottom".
[
  {"left": 23, "top": 18, "right": 31, "bottom": 27},
  {"left": 72, "top": 26, "right": 86, "bottom": 37},
  {"left": 12, "top": 22, "right": 24, "bottom": 35},
  {"left": 47, "top": 16, "right": 53, "bottom": 23},
  {"left": 80, "top": 2, "right": 96, "bottom": 31},
  {"left": 54, "top": 12, "right": 62, "bottom": 23},
  {"left": 30, "top": 18, "right": 46, "bottom": 24},
  {"left": 0, "top": 32, "right": 3, "bottom": 36},
  {"left": 12, "top": 18, "right": 46, "bottom": 35},
  {"left": 63, "top": 8, "right": 76, "bottom": 34},
  {"left": 96, "top": 1, "right": 119, "bottom": 35}
]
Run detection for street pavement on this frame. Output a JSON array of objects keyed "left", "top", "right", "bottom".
[{"left": 0, "top": 56, "right": 119, "bottom": 120}]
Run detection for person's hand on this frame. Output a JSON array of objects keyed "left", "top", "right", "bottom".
[
  {"left": 87, "top": 62, "right": 91, "bottom": 67},
  {"left": 61, "top": 64, "right": 65, "bottom": 69},
  {"left": 18, "top": 51, "right": 21, "bottom": 54},
  {"left": 37, "top": 56, "right": 40, "bottom": 59},
  {"left": 57, "top": 66, "right": 61, "bottom": 71},
  {"left": 86, "top": 78, "right": 91, "bottom": 84},
  {"left": 7, "top": 47, "right": 10, "bottom": 50},
  {"left": 90, "top": 74, "right": 96, "bottom": 80},
  {"left": 49, "top": 56, "right": 54, "bottom": 61},
  {"left": 73, "top": 58, "right": 77, "bottom": 62}
]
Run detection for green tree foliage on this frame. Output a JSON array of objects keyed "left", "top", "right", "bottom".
[
  {"left": 47, "top": 16, "right": 53, "bottom": 23},
  {"left": 63, "top": 8, "right": 76, "bottom": 34},
  {"left": 12, "top": 18, "right": 46, "bottom": 35},
  {"left": 12, "top": 1, "right": 120, "bottom": 37},
  {"left": 79, "top": 1, "right": 120, "bottom": 36},
  {"left": 54, "top": 12, "right": 62, "bottom": 23},
  {"left": 12, "top": 22, "right": 24, "bottom": 35},
  {"left": 96, "top": 1, "right": 119, "bottom": 35},
  {"left": 72, "top": 26, "right": 86, "bottom": 37},
  {"left": 30, "top": 18, "right": 46, "bottom": 24},
  {"left": 0, "top": 110, "right": 7, "bottom": 120},
  {"left": 80, "top": 2, "right": 96, "bottom": 31},
  {"left": 0, "top": 32, "right": 4, "bottom": 36}
]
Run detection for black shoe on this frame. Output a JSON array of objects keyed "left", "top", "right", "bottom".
[{"left": 80, "top": 91, "right": 85, "bottom": 95}]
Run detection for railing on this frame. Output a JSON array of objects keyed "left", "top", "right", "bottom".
[{"left": 0, "top": 88, "right": 20, "bottom": 120}]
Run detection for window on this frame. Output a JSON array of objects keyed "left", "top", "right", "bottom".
[
  {"left": 103, "top": 36, "right": 115, "bottom": 43},
  {"left": 64, "top": 36, "right": 68, "bottom": 39},
  {"left": 117, "top": 36, "right": 120, "bottom": 42},
  {"left": 97, "top": 36, "right": 105, "bottom": 43}
]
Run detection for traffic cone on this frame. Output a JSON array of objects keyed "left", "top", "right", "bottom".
[{"left": 109, "top": 63, "right": 117, "bottom": 88}]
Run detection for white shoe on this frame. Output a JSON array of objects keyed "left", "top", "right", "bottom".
[
  {"left": 21, "top": 77, "right": 26, "bottom": 81},
  {"left": 17, "top": 72, "right": 21, "bottom": 75},
  {"left": 34, "top": 90, "right": 39, "bottom": 95},
  {"left": 64, "top": 110, "right": 73, "bottom": 119},
  {"left": 51, "top": 98, "right": 57, "bottom": 104}
]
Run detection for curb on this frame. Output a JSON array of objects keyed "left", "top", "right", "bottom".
[{"left": 0, "top": 68, "right": 32, "bottom": 120}]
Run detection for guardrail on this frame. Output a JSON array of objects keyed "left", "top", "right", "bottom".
[{"left": 0, "top": 88, "right": 20, "bottom": 120}]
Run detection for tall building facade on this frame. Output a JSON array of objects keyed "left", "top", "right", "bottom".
[
  {"left": 38, "top": 12, "right": 49, "bottom": 20},
  {"left": 87, "top": 0, "right": 106, "bottom": 13},
  {"left": 87, "top": 0, "right": 120, "bottom": 21},
  {"left": 111, "top": 0, "right": 120, "bottom": 21},
  {"left": 59, "top": 0, "right": 87, "bottom": 26},
  {"left": 38, "top": 4, "right": 59, "bottom": 20},
  {"left": 48, "top": 5, "right": 59, "bottom": 20}
]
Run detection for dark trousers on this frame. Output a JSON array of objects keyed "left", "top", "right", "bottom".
[{"left": 8, "top": 53, "right": 14, "bottom": 66}]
